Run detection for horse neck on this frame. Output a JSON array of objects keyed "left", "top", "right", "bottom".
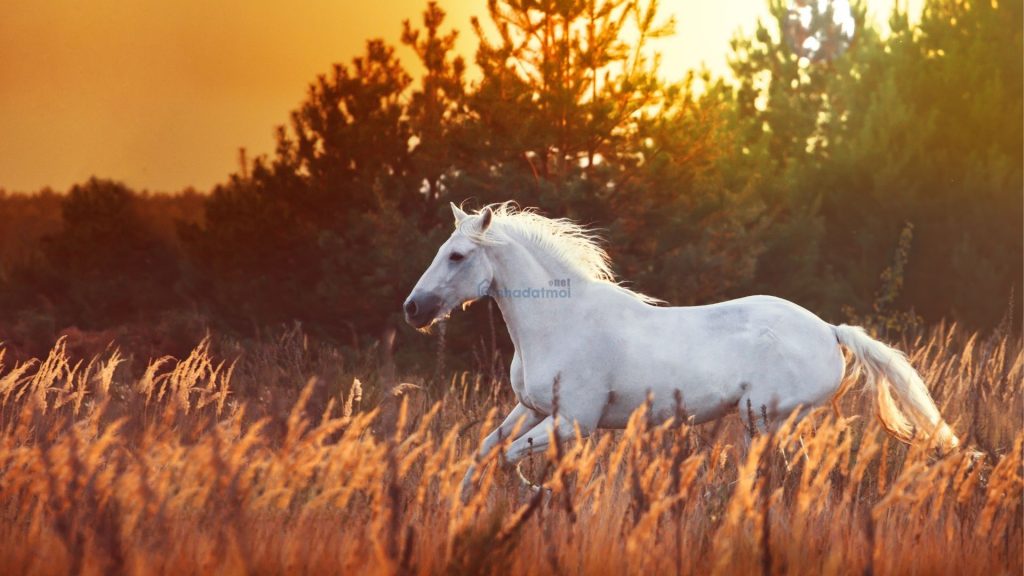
[{"left": 486, "top": 235, "right": 591, "bottom": 352}]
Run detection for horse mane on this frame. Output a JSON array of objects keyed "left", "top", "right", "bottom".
[{"left": 460, "top": 202, "right": 661, "bottom": 305}]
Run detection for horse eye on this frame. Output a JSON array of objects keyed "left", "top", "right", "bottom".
[{"left": 449, "top": 252, "right": 465, "bottom": 262}]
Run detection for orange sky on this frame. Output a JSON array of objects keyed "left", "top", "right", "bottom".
[{"left": 0, "top": 0, "right": 921, "bottom": 193}]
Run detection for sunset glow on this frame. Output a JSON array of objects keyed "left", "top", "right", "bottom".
[
  {"left": 0, "top": 1, "right": 1017, "bottom": 572},
  {"left": 0, "top": 0, "right": 923, "bottom": 193}
]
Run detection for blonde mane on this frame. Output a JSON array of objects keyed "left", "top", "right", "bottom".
[{"left": 460, "top": 202, "right": 660, "bottom": 304}]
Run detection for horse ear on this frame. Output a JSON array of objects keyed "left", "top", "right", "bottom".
[
  {"left": 479, "top": 207, "right": 493, "bottom": 232},
  {"left": 451, "top": 202, "right": 469, "bottom": 226}
]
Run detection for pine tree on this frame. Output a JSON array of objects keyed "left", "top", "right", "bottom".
[
  {"left": 459, "top": 0, "right": 671, "bottom": 196},
  {"left": 729, "top": 0, "right": 1022, "bottom": 326},
  {"left": 403, "top": 1, "right": 468, "bottom": 220}
]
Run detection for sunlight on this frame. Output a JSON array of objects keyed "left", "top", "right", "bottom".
[{"left": 0, "top": 0, "right": 926, "bottom": 192}]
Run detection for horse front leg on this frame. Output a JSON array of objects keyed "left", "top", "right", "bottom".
[
  {"left": 461, "top": 402, "right": 543, "bottom": 499},
  {"left": 500, "top": 413, "right": 595, "bottom": 492}
]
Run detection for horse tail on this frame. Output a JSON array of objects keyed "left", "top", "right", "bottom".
[{"left": 833, "top": 324, "right": 959, "bottom": 451}]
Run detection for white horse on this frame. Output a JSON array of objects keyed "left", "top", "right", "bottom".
[{"left": 404, "top": 203, "right": 959, "bottom": 493}]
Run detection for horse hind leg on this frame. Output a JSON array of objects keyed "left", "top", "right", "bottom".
[
  {"left": 829, "top": 349, "right": 861, "bottom": 423},
  {"left": 737, "top": 383, "right": 781, "bottom": 438},
  {"left": 736, "top": 389, "right": 818, "bottom": 474},
  {"left": 737, "top": 386, "right": 817, "bottom": 440}
]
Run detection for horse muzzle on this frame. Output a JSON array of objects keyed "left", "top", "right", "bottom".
[{"left": 404, "top": 291, "right": 443, "bottom": 329}]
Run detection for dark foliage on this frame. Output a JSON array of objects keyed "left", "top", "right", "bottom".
[{"left": 0, "top": 0, "right": 1018, "bottom": 366}]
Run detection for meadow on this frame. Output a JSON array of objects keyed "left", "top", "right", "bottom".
[{"left": 0, "top": 322, "right": 1020, "bottom": 575}]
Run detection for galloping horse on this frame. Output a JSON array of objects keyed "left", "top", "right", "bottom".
[{"left": 404, "top": 203, "right": 959, "bottom": 493}]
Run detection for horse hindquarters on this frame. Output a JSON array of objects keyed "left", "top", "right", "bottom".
[{"left": 734, "top": 317, "right": 847, "bottom": 433}]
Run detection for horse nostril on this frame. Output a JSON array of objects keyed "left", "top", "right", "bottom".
[{"left": 405, "top": 300, "right": 418, "bottom": 316}]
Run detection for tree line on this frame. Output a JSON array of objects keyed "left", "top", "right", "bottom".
[{"left": 0, "top": 0, "right": 1019, "bottom": 362}]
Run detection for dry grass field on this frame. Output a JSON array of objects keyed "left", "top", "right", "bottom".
[{"left": 0, "top": 323, "right": 1020, "bottom": 575}]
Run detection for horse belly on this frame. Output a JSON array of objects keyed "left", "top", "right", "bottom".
[
  {"left": 598, "top": 339, "right": 749, "bottom": 428},
  {"left": 596, "top": 377, "right": 746, "bottom": 429}
]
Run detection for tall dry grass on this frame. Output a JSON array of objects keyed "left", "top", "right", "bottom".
[{"left": 0, "top": 323, "right": 1020, "bottom": 575}]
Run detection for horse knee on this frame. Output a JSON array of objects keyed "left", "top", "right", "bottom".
[{"left": 504, "top": 414, "right": 592, "bottom": 463}]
